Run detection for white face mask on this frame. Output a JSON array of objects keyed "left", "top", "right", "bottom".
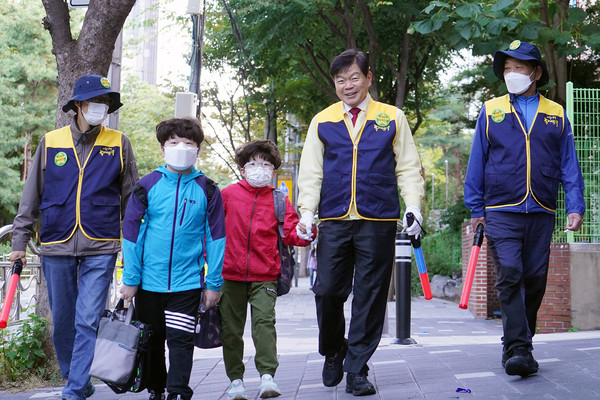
[
  {"left": 163, "top": 142, "right": 198, "bottom": 171},
  {"left": 82, "top": 102, "right": 109, "bottom": 126},
  {"left": 245, "top": 167, "right": 273, "bottom": 188},
  {"left": 504, "top": 71, "right": 535, "bottom": 95}
]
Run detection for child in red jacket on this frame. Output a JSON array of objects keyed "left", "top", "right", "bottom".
[{"left": 220, "top": 140, "right": 315, "bottom": 399}]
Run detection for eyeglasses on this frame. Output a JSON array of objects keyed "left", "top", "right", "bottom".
[{"left": 243, "top": 161, "right": 274, "bottom": 170}]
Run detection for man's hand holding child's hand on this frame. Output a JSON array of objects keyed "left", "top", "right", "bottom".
[{"left": 296, "top": 211, "right": 315, "bottom": 241}]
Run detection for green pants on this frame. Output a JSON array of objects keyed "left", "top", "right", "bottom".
[{"left": 220, "top": 279, "right": 279, "bottom": 380}]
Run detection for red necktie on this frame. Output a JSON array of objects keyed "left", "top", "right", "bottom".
[{"left": 349, "top": 107, "right": 361, "bottom": 126}]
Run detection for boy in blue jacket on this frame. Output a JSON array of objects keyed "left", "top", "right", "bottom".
[{"left": 120, "top": 117, "right": 225, "bottom": 400}]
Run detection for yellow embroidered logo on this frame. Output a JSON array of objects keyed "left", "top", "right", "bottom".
[
  {"left": 374, "top": 112, "right": 390, "bottom": 127},
  {"left": 100, "top": 77, "right": 111, "bottom": 89},
  {"left": 544, "top": 116, "right": 559, "bottom": 127},
  {"left": 99, "top": 147, "right": 115, "bottom": 156},
  {"left": 54, "top": 152, "right": 67, "bottom": 166},
  {"left": 374, "top": 125, "right": 391, "bottom": 132},
  {"left": 491, "top": 108, "right": 505, "bottom": 123},
  {"left": 509, "top": 40, "right": 521, "bottom": 50}
]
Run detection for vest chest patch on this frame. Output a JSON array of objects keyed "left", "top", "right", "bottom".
[
  {"left": 544, "top": 115, "right": 558, "bottom": 127},
  {"left": 375, "top": 112, "right": 390, "bottom": 127},
  {"left": 99, "top": 147, "right": 115, "bottom": 157},
  {"left": 374, "top": 125, "right": 391, "bottom": 132},
  {"left": 54, "top": 152, "right": 68, "bottom": 166},
  {"left": 491, "top": 108, "right": 505, "bottom": 123}
]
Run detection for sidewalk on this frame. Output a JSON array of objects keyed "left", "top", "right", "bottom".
[{"left": 3, "top": 277, "right": 600, "bottom": 399}]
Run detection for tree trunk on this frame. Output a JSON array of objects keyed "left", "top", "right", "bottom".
[
  {"left": 22, "top": 133, "right": 32, "bottom": 181},
  {"left": 42, "top": 0, "right": 137, "bottom": 128},
  {"left": 539, "top": 0, "right": 569, "bottom": 106},
  {"left": 264, "top": 100, "right": 277, "bottom": 143},
  {"left": 452, "top": 148, "right": 462, "bottom": 203}
]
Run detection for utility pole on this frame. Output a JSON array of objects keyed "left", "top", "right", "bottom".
[
  {"left": 188, "top": 0, "right": 206, "bottom": 119},
  {"left": 431, "top": 173, "right": 435, "bottom": 210},
  {"left": 108, "top": 31, "right": 123, "bottom": 130},
  {"left": 445, "top": 159, "right": 449, "bottom": 207}
]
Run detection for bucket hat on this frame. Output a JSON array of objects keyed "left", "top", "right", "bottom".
[
  {"left": 493, "top": 40, "right": 549, "bottom": 87},
  {"left": 62, "top": 74, "right": 123, "bottom": 114}
]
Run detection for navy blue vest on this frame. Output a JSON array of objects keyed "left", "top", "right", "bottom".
[
  {"left": 484, "top": 95, "right": 565, "bottom": 212},
  {"left": 40, "top": 126, "right": 123, "bottom": 244},
  {"left": 316, "top": 101, "right": 401, "bottom": 220}
]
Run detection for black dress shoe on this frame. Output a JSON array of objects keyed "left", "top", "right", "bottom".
[
  {"left": 501, "top": 348, "right": 511, "bottom": 368},
  {"left": 345, "top": 372, "right": 376, "bottom": 396},
  {"left": 322, "top": 339, "right": 348, "bottom": 387},
  {"left": 505, "top": 348, "right": 539, "bottom": 377}
]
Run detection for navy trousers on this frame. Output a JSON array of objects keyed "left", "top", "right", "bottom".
[
  {"left": 313, "top": 220, "right": 396, "bottom": 374},
  {"left": 485, "top": 211, "right": 555, "bottom": 353}
]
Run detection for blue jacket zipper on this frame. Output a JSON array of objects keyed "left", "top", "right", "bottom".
[
  {"left": 180, "top": 198, "right": 188, "bottom": 226},
  {"left": 168, "top": 174, "right": 183, "bottom": 291}
]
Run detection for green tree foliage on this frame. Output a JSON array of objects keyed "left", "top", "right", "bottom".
[
  {"left": 0, "top": 0, "right": 57, "bottom": 224},
  {"left": 118, "top": 76, "right": 234, "bottom": 184},
  {"left": 420, "top": 197, "right": 471, "bottom": 279},
  {"left": 119, "top": 76, "right": 175, "bottom": 177},
  {"left": 200, "top": 79, "right": 268, "bottom": 178},
  {"left": 205, "top": 0, "right": 453, "bottom": 133},
  {"left": 411, "top": 0, "right": 600, "bottom": 105},
  {"left": 416, "top": 86, "right": 475, "bottom": 209}
]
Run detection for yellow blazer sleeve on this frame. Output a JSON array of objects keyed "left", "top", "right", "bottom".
[
  {"left": 393, "top": 108, "right": 425, "bottom": 209},
  {"left": 297, "top": 116, "right": 324, "bottom": 215}
]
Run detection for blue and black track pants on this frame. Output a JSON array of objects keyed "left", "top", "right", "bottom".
[{"left": 136, "top": 288, "right": 201, "bottom": 400}]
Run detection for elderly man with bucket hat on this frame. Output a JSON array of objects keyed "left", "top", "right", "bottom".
[
  {"left": 9, "top": 75, "right": 138, "bottom": 400},
  {"left": 464, "top": 41, "right": 585, "bottom": 377}
]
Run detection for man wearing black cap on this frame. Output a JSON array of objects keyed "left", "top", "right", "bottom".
[
  {"left": 9, "top": 75, "right": 138, "bottom": 400},
  {"left": 464, "top": 41, "right": 585, "bottom": 377}
]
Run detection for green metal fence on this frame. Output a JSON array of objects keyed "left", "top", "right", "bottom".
[{"left": 553, "top": 82, "right": 600, "bottom": 243}]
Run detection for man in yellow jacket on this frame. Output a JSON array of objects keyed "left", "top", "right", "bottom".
[{"left": 297, "top": 49, "right": 425, "bottom": 396}]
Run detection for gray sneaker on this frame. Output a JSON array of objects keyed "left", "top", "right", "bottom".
[
  {"left": 259, "top": 374, "right": 281, "bottom": 398},
  {"left": 227, "top": 379, "right": 248, "bottom": 400}
]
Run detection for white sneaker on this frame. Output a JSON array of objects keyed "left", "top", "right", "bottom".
[
  {"left": 227, "top": 379, "right": 248, "bottom": 400},
  {"left": 259, "top": 374, "right": 281, "bottom": 398}
]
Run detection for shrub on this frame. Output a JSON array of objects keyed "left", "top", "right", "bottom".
[
  {"left": 409, "top": 198, "right": 469, "bottom": 296},
  {"left": 0, "top": 309, "right": 56, "bottom": 385},
  {"left": 421, "top": 230, "right": 462, "bottom": 278}
]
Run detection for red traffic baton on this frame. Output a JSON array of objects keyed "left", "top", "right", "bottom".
[
  {"left": 406, "top": 213, "right": 432, "bottom": 300},
  {"left": 0, "top": 259, "right": 24, "bottom": 329},
  {"left": 459, "top": 224, "right": 485, "bottom": 310}
]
